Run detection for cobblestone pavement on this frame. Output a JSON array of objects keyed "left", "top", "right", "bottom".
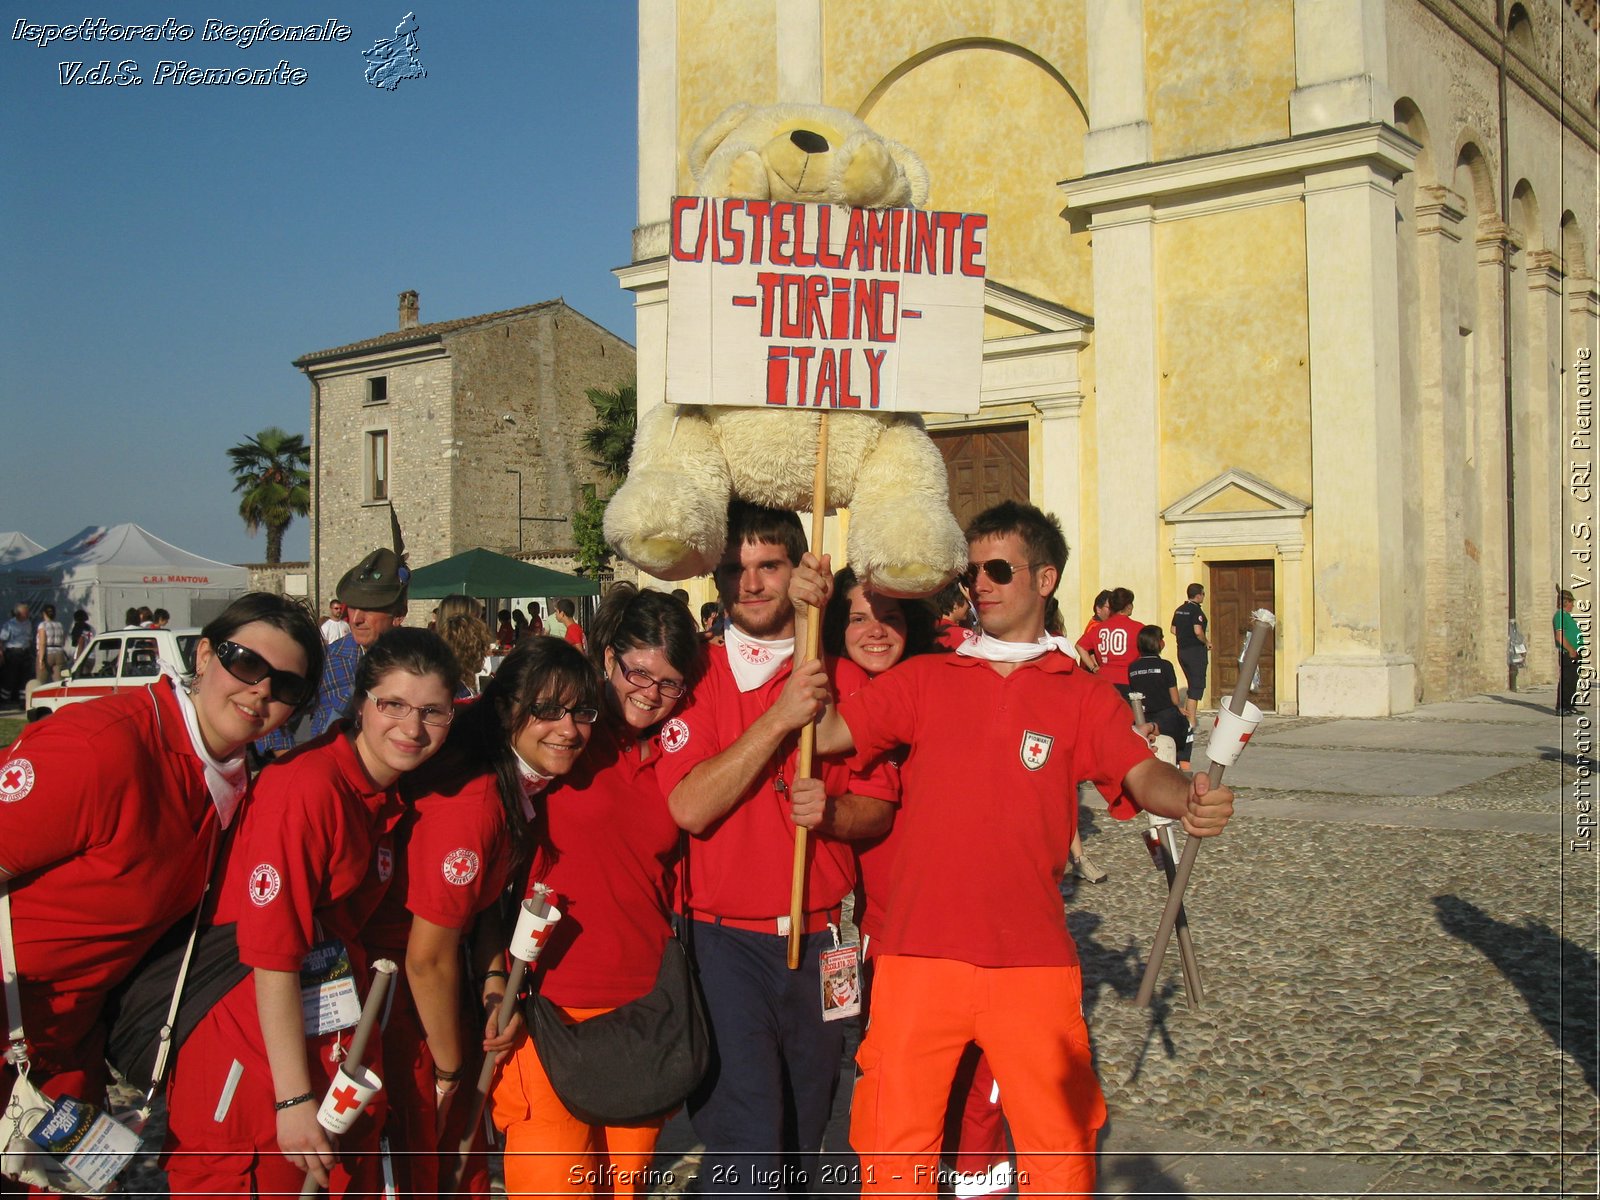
[
  {"left": 114, "top": 690, "right": 1596, "bottom": 1197},
  {"left": 1063, "top": 690, "right": 1596, "bottom": 1198}
]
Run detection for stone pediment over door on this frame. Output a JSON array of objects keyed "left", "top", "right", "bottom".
[{"left": 1162, "top": 469, "right": 1309, "bottom": 559}]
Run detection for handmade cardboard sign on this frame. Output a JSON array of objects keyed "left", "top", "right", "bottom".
[{"left": 666, "top": 198, "right": 986, "bottom": 413}]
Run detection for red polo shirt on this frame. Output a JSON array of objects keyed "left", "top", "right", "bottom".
[
  {"left": 0, "top": 679, "right": 219, "bottom": 1083},
  {"left": 838, "top": 651, "right": 1151, "bottom": 967},
  {"left": 655, "top": 645, "right": 892, "bottom": 919},
  {"left": 528, "top": 721, "right": 681, "bottom": 1007}
]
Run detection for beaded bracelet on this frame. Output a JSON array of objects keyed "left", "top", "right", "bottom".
[
  {"left": 433, "top": 1064, "right": 464, "bottom": 1083},
  {"left": 274, "top": 1092, "right": 315, "bottom": 1112}
]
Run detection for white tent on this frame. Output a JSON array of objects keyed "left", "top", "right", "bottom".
[
  {"left": 0, "top": 532, "right": 44, "bottom": 566},
  {"left": 1, "top": 524, "right": 249, "bottom": 633}
]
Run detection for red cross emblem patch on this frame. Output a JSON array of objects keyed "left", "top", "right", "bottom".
[
  {"left": 1019, "top": 730, "right": 1053, "bottom": 771},
  {"left": 376, "top": 846, "right": 393, "bottom": 882},
  {"left": 329, "top": 1083, "right": 363, "bottom": 1115},
  {"left": 661, "top": 718, "right": 690, "bottom": 754},
  {"left": 248, "top": 863, "right": 281, "bottom": 906},
  {"left": 443, "top": 848, "right": 480, "bottom": 886},
  {"left": 0, "top": 758, "right": 34, "bottom": 803}
]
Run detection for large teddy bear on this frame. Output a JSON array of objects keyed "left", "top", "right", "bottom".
[{"left": 602, "top": 102, "right": 970, "bottom": 598}]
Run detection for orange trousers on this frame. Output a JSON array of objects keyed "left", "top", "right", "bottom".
[
  {"left": 850, "top": 956, "right": 1106, "bottom": 1198},
  {"left": 490, "top": 1004, "right": 667, "bottom": 1199}
]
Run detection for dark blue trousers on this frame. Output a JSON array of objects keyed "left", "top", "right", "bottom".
[{"left": 687, "top": 921, "right": 845, "bottom": 1196}]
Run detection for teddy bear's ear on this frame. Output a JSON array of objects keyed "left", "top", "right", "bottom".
[
  {"left": 882, "top": 136, "right": 931, "bottom": 208},
  {"left": 689, "top": 104, "right": 758, "bottom": 183}
]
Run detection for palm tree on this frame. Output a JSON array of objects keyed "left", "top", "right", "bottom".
[
  {"left": 227, "top": 427, "right": 311, "bottom": 563},
  {"left": 573, "top": 384, "right": 636, "bottom": 576}
]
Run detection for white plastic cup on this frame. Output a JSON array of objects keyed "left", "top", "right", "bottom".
[
  {"left": 1207, "top": 698, "right": 1263, "bottom": 767},
  {"left": 316, "top": 1064, "right": 382, "bottom": 1134},
  {"left": 508, "top": 894, "right": 563, "bottom": 963}
]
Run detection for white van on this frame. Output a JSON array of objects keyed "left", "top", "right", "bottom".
[{"left": 25, "top": 627, "right": 200, "bottom": 719}]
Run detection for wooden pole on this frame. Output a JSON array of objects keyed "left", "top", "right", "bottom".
[
  {"left": 788, "top": 413, "right": 830, "bottom": 970},
  {"left": 301, "top": 960, "right": 398, "bottom": 1196},
  {"left": 445, "top": 888, "right": 559, "bottom": 1194},
  {"left": 1127, "top": 695, "right": 1204, "bottom": 1008},
  {"left": 1134, "top": 612, "right": 1274, "bottom": 1008}
]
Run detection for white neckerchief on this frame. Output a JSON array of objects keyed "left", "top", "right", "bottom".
[
  {"left": 513, "top": 749, "right": 553, "bottom": 820},
  {"left": 165, "top": 672, "right": 249, "bottom": 828},
  {"left": 722, "top": 622, "right": 795, "bottom": 693},
  {"left": 956, "top": 630, "right": 1077, "bottom": 664}
]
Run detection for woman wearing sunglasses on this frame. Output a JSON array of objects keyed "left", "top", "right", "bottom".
[
  {"left": 0, "top": 594, "right": 321, "bottom": 1141},
  {"left": 162, "top": 627, "right": 460, "bottom": 1197},
  {"left": 490, "top": 584, "right": 701, "bottom": 1199},
  {"left": 365, "top": 635, "right": 602, "bottom": 1197}
]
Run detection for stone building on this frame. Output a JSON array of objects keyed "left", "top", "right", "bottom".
[
  {"left": 302, "top": 291, "right": 635, "bottom": 607},
  {"left": 619, "top": 0, "right": 1598, "bottom": 714}
]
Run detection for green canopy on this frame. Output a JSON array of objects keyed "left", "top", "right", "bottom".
[{"left": 406, "top": 548, "right": 600, "bottom": 600}]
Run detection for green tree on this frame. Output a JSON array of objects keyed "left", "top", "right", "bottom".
[
  {"left": 227, "top": 427, "right": 311, "bottom": 564},
  {"left": 573, "top": 384, "right": 636, "bottom": 576}
]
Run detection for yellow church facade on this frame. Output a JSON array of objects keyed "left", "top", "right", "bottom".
[{"left": 619, "top": 0, "right": 1598, "bottom": 716}]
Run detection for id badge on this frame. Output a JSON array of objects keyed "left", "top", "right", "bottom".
[
  {"left": 26, "top": 1094, "right": 141, "bottom": 1192},
  {"left": 818, "top": 944, "right": 862, "bottom": 1022},
  {"left": 300, "top": 938, "right": 362, "bottom": 1036}
]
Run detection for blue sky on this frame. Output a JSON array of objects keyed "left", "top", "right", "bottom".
[{"left": 2, "top": 2, "right": 639, "bottom": 565}]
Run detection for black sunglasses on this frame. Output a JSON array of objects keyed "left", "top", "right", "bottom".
[
  {"left": 529, "top": 701, "right": 600, "bottom": 725},
  {"left": 214, "top": 640, "right": 312, "bottom": 706},
  {"left": 961, "top": 559, "right": 1041, "bottom": 587}
]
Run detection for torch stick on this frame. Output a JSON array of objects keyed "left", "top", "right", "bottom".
[
  {"left": 788, "top": 413, "right": 830, "bottom": 970},
  {"left": 445, "top": 886, "right": 562, "bottom": 1196},
  {"left": 1127, "top": 694, "right": 1204, "bottom": 1009},
  {"left": 1134, "top": 611, "right": 1275, "bottom": 1009},
  {"left": 300, "top": 959, "right": 398, "bottom": 1197}
]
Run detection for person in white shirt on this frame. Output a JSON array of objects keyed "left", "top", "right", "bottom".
[{"left": 319, "top": 597, "right": 351, "bottom": 645}]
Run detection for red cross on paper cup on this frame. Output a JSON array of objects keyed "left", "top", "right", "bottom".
[{"left": 316, "top": 1064, "right": 382, "bottom": 1134}]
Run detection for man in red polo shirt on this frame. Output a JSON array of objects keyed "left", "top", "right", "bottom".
[
  {"left": 656, "top": 500, "right": 892, "bottom": 1196},
  {"left": 799, "top": 500, "right": 1235, "bottom": 1197}
]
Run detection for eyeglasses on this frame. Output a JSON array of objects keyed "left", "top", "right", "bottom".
[
  {"left": 616, "top": 663, "right": 687, "bottom": 699},
  {"left": 529, "top": 701, "right": 600, "bottom": 725},
  {"left": 961, "top": 559, "right": 1041, "bottom": 587},
  {"left": 214, "top": 640, "right": 313, "bottom": 706},
  {"left": 369, "top": 696, "right": 456, "bottom": 727}
]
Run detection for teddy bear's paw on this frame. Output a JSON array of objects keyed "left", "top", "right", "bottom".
[
  {"left": 833, "top": 138, "right": 906, "bottom": 208},
  {"left": 846, "top": 502, "right": 966, "bottom": 599},
  {"left": 723, "top": 150, "right": 773, "bottom": 200},
  {"left": 602, "top": 467, "right": 728, "bottom": 580}
]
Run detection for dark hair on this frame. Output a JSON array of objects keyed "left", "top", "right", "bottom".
[
  {"left": 822, "top": 567, "right": 938, "bottom": 663},
  {"left": 726, "top": 500, "right": 807, "bottom": 566},
  {"left": 589, "top": 583, "right": 703, "bottom": 692},
  {"left": 670, "top": 588, "right": 690, "bottom": 605},
  {"left": 125, "top": 608, "right": 139, "bottom": 625},
  {"left": 963, "top": 502, "right": 1068, "bottom": 594},
  {"left": 153, "top": 608, "right": 169, "bottom": 622},
  {"left": 445, "top": 636, "right": 601, "bottom": 867},
  {"left": 1109, "top": 587, "right": 1135, "bottom": 615},
  {"left": 555, "top": 598, "right": 577, "bottom": 619},
  {"left": 1138, "top": 624, "right": 1165, "bottom": 656},
  {"left": 137, "top": 607, "right": 153, "bottom": 622},
  {"left": 1187, "top": 583, "right": 1205, "bottom": 599},
  {"left": 700, "top": 601, "right": 720, "bottom": 623},
  {"left": 352, "top": 627, "right": 462, "bottom": 706},
  {"left": 1093, "top": 590, "right": 1112, "bottom": 612},
  {"left": 41, "top": 604, "right": 55, "bottom": 620},
  {"left": 200, "top": 592, "right": 325, "bottom": 712},
  {"left": 498, "top": 609, "right": 512, "bottom": 622},
  {"left": 933, "top": 581, "right": 968, "bottom": 618},
  {"left": 73, "top": 609, "right": 88, "bottom": 622}
]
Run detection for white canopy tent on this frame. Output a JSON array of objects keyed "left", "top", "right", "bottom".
[
  {"left": 0, "top": 532, "right": 44, "bottom": 566},
  {"left": 0, "top": 524, "right": 249, "bottom": 633}
]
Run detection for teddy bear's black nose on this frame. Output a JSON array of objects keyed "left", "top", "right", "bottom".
[{"left": 790, "top": 129, "right": 830, "bottom": 155}]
